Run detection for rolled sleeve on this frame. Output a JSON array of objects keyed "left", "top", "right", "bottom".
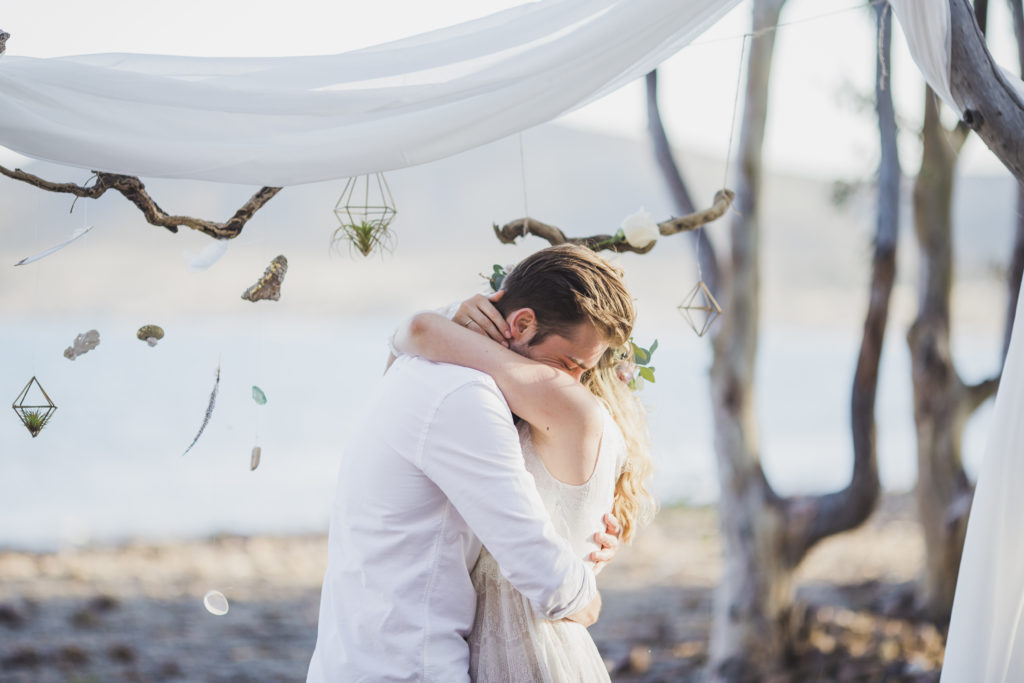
[{"left": 419, "top": 379, "right": 597, "bottom": 619}]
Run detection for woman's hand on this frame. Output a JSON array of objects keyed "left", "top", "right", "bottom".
[
  {"left": 452, "top": 291, "right": 511, "bottom": 347},
  {"left": 590, "top": 513, "right": 622, "bottom": 575}
]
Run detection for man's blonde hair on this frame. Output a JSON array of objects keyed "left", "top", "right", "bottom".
[{"left": 495, "top": 244, "right": 634, "bottom": 347}]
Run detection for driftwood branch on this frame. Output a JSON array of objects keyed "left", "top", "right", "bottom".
[
  {"left": 492, "top": 190, "right": 733, "bottom": 253},
  {"left": 0, "top": 165, "right": 280, "bottom": 239},
  {"left": 0, "top": 30, "right": 9, "bottom": 55},
  {"left": 948, "top": 0, "right": 1024, "bottom": 184}
]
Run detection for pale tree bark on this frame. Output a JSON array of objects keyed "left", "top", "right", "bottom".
[
  {"left": 908, "top": 0, "right": 1012, "bottom": 622},
  {"left": 646, "top": 3, "right": 893, "bottom": 678},
  {"left": 948, "top": 0, "right": 1024, "bottom": 183},
  {"left": 1004, "top": 0, "right": 1024, "bottom": 358}
]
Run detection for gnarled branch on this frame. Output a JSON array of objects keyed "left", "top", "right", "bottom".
[
  {"left": 948, "top": 0, "right": 1024, "bottom": 184},
  {"left": 492, "top": 190, "right": 733, "bottom": 253},
  {"left": 0, "top": 165, "right": 280, "bottom": 239}
]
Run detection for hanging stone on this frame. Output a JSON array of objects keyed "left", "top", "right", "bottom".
[
  {"left": 12, "top": 376, "right": 57, "bottom": 437},
  {"left": 250, "top": 446, "right": 262, "bottom": 471},
  {"left": 64, "top": 329, "right": 100, "bottom": 360},
  {"left": 678, "top": 281, "right": 722, "bottom": 338},
  {"left": 137, "top": 325, "right": 165, "bottom": 347},
  {"left": 241, "top": 255, "right": 288, "bottom": 302}
]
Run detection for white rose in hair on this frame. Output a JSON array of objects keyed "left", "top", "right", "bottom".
[{"left": 619, "top": 208, "right": 659, "bottom": 248}]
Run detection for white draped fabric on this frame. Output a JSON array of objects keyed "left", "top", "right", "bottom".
[
  {"left": 939, "top": 274, "right": 1024, "bottom": 681},
  {"left": 0, "top": 0, "right": 741, "bottom": 186}
]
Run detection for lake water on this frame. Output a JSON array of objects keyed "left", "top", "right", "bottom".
[{"left": 0, "top": 312, "right": 998, "bottom": 551}]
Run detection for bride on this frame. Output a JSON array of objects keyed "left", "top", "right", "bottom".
[{"left": 393, "top": 279, "right": 655, "bottom": 681}]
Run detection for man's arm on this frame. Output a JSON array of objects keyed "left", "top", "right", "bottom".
[{"left": 419, "top": 378, "right": 597, "bottom": 620}]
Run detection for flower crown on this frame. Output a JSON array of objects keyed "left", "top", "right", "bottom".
[{"left": 616, "top": 338, "right": 657, "bottom": 391}]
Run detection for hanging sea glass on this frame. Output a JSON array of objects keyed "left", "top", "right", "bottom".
[
  {"left": 12, "top": 376, "right": 57, "bottom": 437},
  {"left": 332, "top": 173, "right": 397, "bottom": 257},
  {"left": 678, "top": 281, "right": 722, "bottom": 338},
  {"left": 251, "top": 386, "right": 267, "bottom": 405}
]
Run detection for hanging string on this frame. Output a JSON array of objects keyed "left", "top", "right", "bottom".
[
  {"left": 722, "top": 32, "right": 749, "bottom": 192},
  {"left": 518, "top": 132, "right": 530, "bottom": 219}
]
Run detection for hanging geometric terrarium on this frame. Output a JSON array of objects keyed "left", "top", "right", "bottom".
[
  {"left": 332, "top": 172, "right": 397, "bottom": 257},
  {"left": 678, "top": 280, "right": 723, "bottom": 338},
  {"left": 12, "top": 376, "right": 57, "bottom": 438}
]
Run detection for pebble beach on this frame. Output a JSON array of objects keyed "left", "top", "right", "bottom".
[{"left": 0, "top": 494, "right": 943, "bottom": 682}]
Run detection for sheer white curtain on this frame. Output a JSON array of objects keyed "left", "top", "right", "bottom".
[{"left": 0, "top": 0, "right": 741, "bottom": 186}]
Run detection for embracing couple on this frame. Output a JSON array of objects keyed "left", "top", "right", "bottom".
[{"left": 307, "top": 245, "right": 654, "bottom": 682}]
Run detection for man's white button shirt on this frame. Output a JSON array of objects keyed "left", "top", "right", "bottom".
[{"left": 307, "top": 355, "right": 596, "bottom": 682}]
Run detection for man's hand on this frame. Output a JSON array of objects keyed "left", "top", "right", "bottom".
[
  {"left": 590, "top": 513, "right": 621, "bottom": 575},
  {"left": 563, "top": 590, "right": 602, "bottom": 627},
  {"left": 452, "top": 291, "right": 511, "bottom": 346}
]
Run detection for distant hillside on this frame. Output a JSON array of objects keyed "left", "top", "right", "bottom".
[{"left": 0, "top": 122, "right": 1016, "bottom": 330}]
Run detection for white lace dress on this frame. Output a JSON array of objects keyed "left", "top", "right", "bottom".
[{"left": 468, "top": 409, "right": 626, "bottom": 682}]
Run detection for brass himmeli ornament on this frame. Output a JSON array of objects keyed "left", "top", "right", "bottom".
[
  {"left": 12, "top": 376, "right": 57, "bottom": 437},
  {"left": 678, "top": 281, "right": 722, "bottom": 338},
  {"left": 332, "top": 173, "right": 397, "bottom": 257},
  {"left": 241, "top": 255, "right": 288, "bottom": 302}
]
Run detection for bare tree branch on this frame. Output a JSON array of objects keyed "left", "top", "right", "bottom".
[
  {"left": 0, "top": 165, "right": 280, "bottom": 239},
  {"left": 645, "top": 69, "right": 722, "bottom": 295},
  {"left": 0, "top": 30, "right": 9, "bottom": 55},
  {"left": 964, "top": 375, "right": 1000, "bottom": 414},
  {"left": 948, "top": 0, "right": 1024, "bottom": 183},
  {"left": 492, "top": 190, "right": 733, "bottom": 253}
]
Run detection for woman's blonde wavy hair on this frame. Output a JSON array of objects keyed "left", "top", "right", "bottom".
[{"left": 581, "top": 343, "right": 656, "bottom": 544}]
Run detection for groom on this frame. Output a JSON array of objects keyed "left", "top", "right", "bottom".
[{"left": 307, "top": 245, "right": 634, "bottom": 682}]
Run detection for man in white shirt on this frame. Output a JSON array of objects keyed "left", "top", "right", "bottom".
[{"left": 307, "top": 245, "right": 634, "bottom": 682}]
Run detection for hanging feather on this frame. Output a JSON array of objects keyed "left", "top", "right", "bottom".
[
  {"left": 183, "top": 364, "right": 220, "bottom": 455},
  {"left": 15, "top": 225, "right": 94, "bottom": 266},
  {"left": 185, "top": 239, "right": 229, "bottom": 271},
  {"left": 241, "top": 255, "right": 288, "bottom": 302}
]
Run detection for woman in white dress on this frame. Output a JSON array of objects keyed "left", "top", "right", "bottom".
[{"left": 394, "top": 287, "right": 654, "bottom": 682}]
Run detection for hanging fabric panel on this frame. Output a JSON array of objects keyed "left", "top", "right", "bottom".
[{"left": 0, "top": 0, "right": 742, "bottom": 186}]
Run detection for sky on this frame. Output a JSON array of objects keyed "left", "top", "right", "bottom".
[{"left": 0, "top": 0, "right": 1019, "bottom": 178}]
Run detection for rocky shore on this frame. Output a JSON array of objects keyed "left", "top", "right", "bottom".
[{"left": 0, "top": 494, "right": 942, "bottom": 682}]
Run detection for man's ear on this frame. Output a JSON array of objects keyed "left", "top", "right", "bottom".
[{"left": 506, "top": 308, "right": 537, "bottom": 342}]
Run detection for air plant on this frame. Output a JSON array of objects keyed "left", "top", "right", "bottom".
[
  {"left": 21, "top": 409, "right": 49, "bottom": 437},
  {"left": 332, "top": 220, "right": 395, "bottom": 258}
]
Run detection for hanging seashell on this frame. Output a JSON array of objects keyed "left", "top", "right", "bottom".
[
  {"left": 137, "top": 325, "right": 165, "bottom": 346},
  {"left": 203, "top": 590, "right": 229, "bottom": 616},
  {"left": 250, "top": 446, "right": 262, "bottom": 471},
  {"left": 241, "top": 255, "right": 288, "bottom": 302},
  {"left": 64, "top": 329, "right": 100, "bottom": 360}
]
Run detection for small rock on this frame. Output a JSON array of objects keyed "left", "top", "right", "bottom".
[{"left": 628, "top": 644, "right": 652, "bottom": 673}]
